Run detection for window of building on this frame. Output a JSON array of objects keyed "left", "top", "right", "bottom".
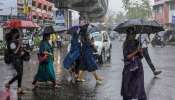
[
  {"left": 38, "top": 3, "right": 42, "bottom": 9},
  {"left": 32, "top": 1, "right": 36, "bottom": 7},
  {"left": 48, "top": 7, "right": 52, "bottom": 11},
  {"left": 17, "top": 8, "right": 24, "bottom": 13},
  {"left": 46, "top": 0, "right": 53, "bottom": 2},
  {"left": 33, "top": 16, "right": 37, "bottom": 19},
  {"left": 169, "top": 2, "right": 175, "bottom": 10},
  {"left": 18, "top": 0, "right": 23, "bottom": 4},
  {"left": 154, "top": 5, "right": 163, "bottom": 15},
  {"left": 44, "top": 5, "right": 47, "bottom": 11}
]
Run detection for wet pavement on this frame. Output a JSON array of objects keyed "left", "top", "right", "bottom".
[{"left": 0, "top": 40, "right": 175, "bottom": 100}]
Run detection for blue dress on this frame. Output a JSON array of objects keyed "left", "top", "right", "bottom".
[
  {"left": 63, "top": 26, "right": 81, "bottom": 69},
  {"left": 121, "top": 40, "right": 146, "bottom": 99},
  {"left": 34, "top": 41, "right": 56, "bottom": 82},
  {"left": 80, "top": 41, "right": 98, "bottom": 72}
]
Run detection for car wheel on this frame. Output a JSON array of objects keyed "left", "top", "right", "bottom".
[{"left": 99, "top": 50, "right": 106, "bottom": 64}]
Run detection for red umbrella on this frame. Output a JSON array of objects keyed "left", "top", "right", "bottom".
[{"left": 3, "top": 19, "right": 40, "bottom": 28}]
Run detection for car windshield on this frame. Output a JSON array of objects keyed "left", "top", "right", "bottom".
[{"left": 91, "top": 32, "right": 102, "bottom": 41}]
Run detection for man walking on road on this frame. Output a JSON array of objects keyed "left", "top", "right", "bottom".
[{"left": 139, "top": 34, "right": 162, "bottom": 75}]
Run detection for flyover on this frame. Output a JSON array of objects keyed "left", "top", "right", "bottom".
[{"left": 54, "top": 0, "right": 108, "bottom": 22}]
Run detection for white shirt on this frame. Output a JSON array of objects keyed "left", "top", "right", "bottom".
[{"left": 138, "top": 34, "right": 150, "bottom": 48}]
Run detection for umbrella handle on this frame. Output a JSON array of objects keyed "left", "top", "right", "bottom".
[{"left": 138, "top": 34, "right": 142, "bottom": 48}]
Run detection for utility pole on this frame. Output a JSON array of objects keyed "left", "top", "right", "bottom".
[{"left": 10, "top": 7, "right": 14, "bottom": 19}]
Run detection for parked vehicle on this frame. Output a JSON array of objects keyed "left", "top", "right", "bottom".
[
  {"left": 151, "top": 33, "right": 165, "bottom": 47},
  {"left": 90, "top": 31, "right": 112, "bottom": 64},
  {"left": 109, "top": 31, "right": 119, "bottom": 40},
  {"left": 23, "top": 34, "right": 34, "bottom": 51}
]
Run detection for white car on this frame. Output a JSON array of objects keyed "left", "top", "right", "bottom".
[
  {"left": 67, "top": 31, "right": 112, "bottom": 64},
  {"left": 90, "top": 31, "right": 112, "bottom": 64}
]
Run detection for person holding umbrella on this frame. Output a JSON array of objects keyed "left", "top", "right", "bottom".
[
  {"left": 138, "top": 34, "right": 162, "bottom": 75},
  {"left": 114, "top": 19, "right": 164, "bottom": 76},
  {"left": 5, "top": 28, "right": 26, "bottom": 94},
  {"left": 32, "top": 26, "right": 58, "bottom": 89},
  {"left": 121, "top": 28, "right": 147, "bottom": 100}
]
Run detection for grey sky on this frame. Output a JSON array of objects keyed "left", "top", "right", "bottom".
[
  {"left": 109, "top": 0, "right": 153, "bottom": 13},
  {"left": 109, "top": 0, "right": 124, "bottom": 13}
]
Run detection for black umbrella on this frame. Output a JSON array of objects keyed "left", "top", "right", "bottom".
[
  {"left": 114, "top": 19, "right": 164, "bottom": 34},
  {"left": 53, "top": 25, "right": 67, "bottom": 33},
  {"left": 41, "top": 26, "right": 56, "bottom": 35}
]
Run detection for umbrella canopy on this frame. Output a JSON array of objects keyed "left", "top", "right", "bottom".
[
  {"left": 3, "top": 19, "right": 40, "bottom": 28},
  {"left": 42, "top": 26, "right": 55, "bottom": 35},
  {"left": 53, "top": 25, "right": 67, "bottom": 33},
  {"left": 114, "top": 19, "right": 164, "bottom": 34}
]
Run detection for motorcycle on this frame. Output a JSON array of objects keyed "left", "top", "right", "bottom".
[{"left": 151, "top": 34, "right": 165, "bottom": 47}]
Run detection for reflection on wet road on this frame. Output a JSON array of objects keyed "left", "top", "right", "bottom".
[{"left": 0, "top": 40, "right": 175, "bottom": 100}]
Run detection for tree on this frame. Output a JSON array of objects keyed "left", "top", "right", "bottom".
[
  {"left": 106, "top": 10, "right": 117, "bottom": 25},
  {"left": 115, "top": 11, "right": 126, "bottom": 22},
  {"left": 122, "top": 0, "right": 152, "bottom": 19}
]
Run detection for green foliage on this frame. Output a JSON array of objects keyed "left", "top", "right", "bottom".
[
  {"left": 122, "top": 0, "right": 152, "bottom": 19},
  {"left": 33, "top": 35, "right": 41, "bottom": 47},
  {"left": 115, "top": 11, "right": 126, "bottom": 22}
]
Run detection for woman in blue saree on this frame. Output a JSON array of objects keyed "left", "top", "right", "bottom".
[
  {"left": 77, "top": 31, "right": 103, "bottom": 83},
  {"left": 32, "top": 26, "right": 57, "bottom": 88},
  {"left": 63, "top": 26, "right": 81, "bottom": 70}
]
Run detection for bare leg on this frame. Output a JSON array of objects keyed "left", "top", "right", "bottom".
[
  {"left": 77, "top": 70, "right": 85, "bottom": 82},
  {"left": 92, "top": 71, "right": 103, "bottom": 81}
]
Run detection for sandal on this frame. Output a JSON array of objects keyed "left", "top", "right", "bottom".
[
  {"left": 5, "top": 83, "right": 10, "bottom": 89},
  {"left": 53, "top": 84, "right": 60, "bottom": 88},
  {"left": 17, "top": 88, "right": 25, "bottom": 95},
  {"left": 32, "top": 84, "right": 38, "bottom": 90},
  {"left": 96, "top": 80, "right": 103, "bottom": 84},
  {"left": 76, "top": 78, "right": 86, "bottom": 82}
]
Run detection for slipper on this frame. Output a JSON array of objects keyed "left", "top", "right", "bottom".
[
  {"left": 5, "top": 83, "right": 10, "bottom": 89},
  {"left": 17, "top": 90, "right": 26, "bottom": 95},
  {"left": 76, "top": 79, "right": 86, "bottom": 82}
]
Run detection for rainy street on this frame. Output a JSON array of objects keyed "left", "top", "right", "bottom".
[
  {"left": 1, "top": 0, "right": 175, "bottom": 100},
  {"left": 0, "top": 39, "right": 175, "bottom": 100}
]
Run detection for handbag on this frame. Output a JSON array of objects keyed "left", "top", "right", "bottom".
[
  {"left": 37, "top": 53, "right": 48, "bottom": 64},
  {"left": 22, "top": 51, "right": 30, "bottom": 61},
  {"left": 4, "top": 49, "right": 12, "bottom": 64}
]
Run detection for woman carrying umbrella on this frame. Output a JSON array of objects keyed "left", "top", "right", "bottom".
[
  {"left": 32, "top": 26, "right": 58, "bottom": 88},
  {"left": 5, "top": 29, "right": 26, "bottom": 94},
  {"left": 121, "top": 28, "right": 147, "bottom": 100}
]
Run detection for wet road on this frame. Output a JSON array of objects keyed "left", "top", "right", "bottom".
[{"left": 0, "top": 40, "right": 175, "bottom": 100}]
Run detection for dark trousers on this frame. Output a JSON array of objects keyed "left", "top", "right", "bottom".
[
  {"left": 123, "top": 97, "right": 147, "bottom": 100},
  {"left": 8, "top": 55, "right": 23, "bottom": 88},
  {"left": 142, "top": 48, "right": 156, "bottom": 72}
]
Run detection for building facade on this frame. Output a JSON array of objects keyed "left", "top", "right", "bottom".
[
  {"left": 28, "top": 0, "right": 55, "bottom": 26},
  {"left": 153, "top": 0, "right": 175, "bottom": 30},
  {"left": 0, "top": 0, "right": 18, "bottom": 24},
  {"left": 0, "top": 0, "right": 55, "bottom": 26}
]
